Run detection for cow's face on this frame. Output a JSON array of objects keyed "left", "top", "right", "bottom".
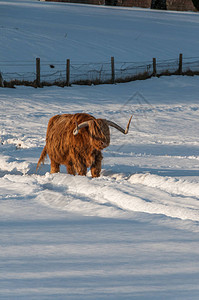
[{"left": 89, "top": 119, "right": 110, "bottom": 151}]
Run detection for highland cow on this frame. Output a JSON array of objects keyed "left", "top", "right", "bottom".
[{"left": 37, "top": 113, "right": 132, "bottom": 177}]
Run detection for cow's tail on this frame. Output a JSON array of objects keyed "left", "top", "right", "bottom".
[{"left": 36, "top": 145, "right": 47, "bottom": 171}]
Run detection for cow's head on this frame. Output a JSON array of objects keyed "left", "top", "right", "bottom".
[{"left": 73, "top": 115, "right": 132, "bottom": 151}]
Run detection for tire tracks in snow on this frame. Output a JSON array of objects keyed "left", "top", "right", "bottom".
[{"left": 35, "top": 172, "right": 199, "bottom": 222}]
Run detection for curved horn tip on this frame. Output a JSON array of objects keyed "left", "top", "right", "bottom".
[
  {"left": 73, "top": 120, "right": 90, "bottom": 135},
  {"left": 73, "top": 129, "right": 78, "bottom": 136},
  {"left": 73, "top": 121, "right": 79, "bottom": 136},
  {"left": 124, "top": 115, "right": 133, "bottom": 134}
]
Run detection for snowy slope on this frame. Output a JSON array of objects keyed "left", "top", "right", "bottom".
[
  {"left": 1, "top": 0, "right": 199, "bottom": 64},
  {"left": 1, "top": 1, "right": 199, "bottom": 299}
]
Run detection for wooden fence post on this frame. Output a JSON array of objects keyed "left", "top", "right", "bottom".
[
  {"left": 66, "top": 59, "right": 70, "bottom": 86},
  {"left": 0, "top": 72, "right": 4, "bottom": 87},
  {"left": 111, "top": 56, "right": 115, "bottom": 84},
  {"left": 36, "top": 58, "right": 40, "bottom": 87},
  {"left": 178, "top": 53, "right": 183, "bottom": 75},
  {"left": 153, "top": 58, "right": 157, "bottom": 76}
]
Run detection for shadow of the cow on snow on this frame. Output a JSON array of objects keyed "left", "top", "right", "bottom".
[{"left": 37, "top": 113, "right": 132, "bottom": 177}]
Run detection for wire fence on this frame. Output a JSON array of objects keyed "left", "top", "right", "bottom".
[{"left": 1, "top": 54, "right": 199, "bottom": 87}]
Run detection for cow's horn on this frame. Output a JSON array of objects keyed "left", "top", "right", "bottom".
[
  {"left": 73, "top": 121, "right": 91, "bottom": 135},
  {"left": 106, "top": 115, "right": 132, "bottom": 134}
]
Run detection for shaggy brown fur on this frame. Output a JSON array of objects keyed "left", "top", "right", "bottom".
[{"left": 37, "top": 113, "right": 111, "bottom": 177}]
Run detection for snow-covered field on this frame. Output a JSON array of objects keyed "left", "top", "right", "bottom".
[
  {"left": 1, "top": 1, "right": 199, "bottom": 299},
  {"left": 1, "top": 0, "right": 199, "bottom": 63}
]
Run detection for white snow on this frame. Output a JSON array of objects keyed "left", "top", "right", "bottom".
[{"left": 1, "top": 1, "right": 199, "bottom": 299}]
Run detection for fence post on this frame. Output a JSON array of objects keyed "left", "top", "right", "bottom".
[
  {"left": 152, "top": 58, "right": 157, "bottom": 76},
  {"left": 36, "top": 58, "right": 40, "bottom": 87},
  {"left": 178, "top": 53, "right": 183, "bottom": 75},
  {"left": 111, "top": 56, "right": 115, "bottom": 84},
  {"left": 0, "top": 72, "right": 4, "bottom": 87},
  {"left": 66, "top": 59, "right": 70, "bottom": 86}
]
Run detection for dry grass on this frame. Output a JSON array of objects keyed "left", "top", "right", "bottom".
[{"left": 2, "top": 69, "right": 199, "bottom": 88}]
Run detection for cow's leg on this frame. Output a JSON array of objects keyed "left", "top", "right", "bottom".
[
  {"left": 50, "top": 159, "right": 60, "bottom": 173},
  {"left": 77, "top": 163, "right": 87, "bottom": 176},
  {"left": 91, "top": 152, "right": 102, "bottom": 178},
  {"left": 65, "top": 159, "right": 76, "bottom": 175},
  {"left": 75, "top": 160, "right": 87, "bottom": 176}
]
